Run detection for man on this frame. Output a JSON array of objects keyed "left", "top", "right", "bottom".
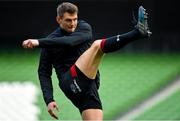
[{"left": 22, "top": 2, "right": 151, "bottom": 120}]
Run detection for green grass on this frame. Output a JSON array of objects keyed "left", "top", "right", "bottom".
[
  {"left": 100, "top": 53, "right": 180, "bottom": 119},
  {"left": 134, "top": 90, "right": 180, "bottom": 120},
  {"left": 0, "top": 49, "right": 180, "bottom": 120}
]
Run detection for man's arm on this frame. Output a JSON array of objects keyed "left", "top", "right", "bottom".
[
  {"left": 38, "top": 21, "right": 92, "bottom": 47},
  {"left": 38, "top": 48, "right": 54, "bottom": 105},
  {"left": 22, "top": 21, "right": 92, "bottom": 48},
  {"left": 38, "top": 48, "right": 59, "bottom": 119}
]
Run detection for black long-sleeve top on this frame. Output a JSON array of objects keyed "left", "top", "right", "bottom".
[{"left": 38, "top": 20, "right": 100, "bottom": 105}]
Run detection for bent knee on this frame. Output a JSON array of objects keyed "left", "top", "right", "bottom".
[{"left": 91, "top": 40, "right": 102, "bottom": 50}]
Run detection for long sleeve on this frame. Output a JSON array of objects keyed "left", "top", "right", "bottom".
[
  {"left": 38, "top": 48, "right": 54, "bottom": 105},
  {"left": 38, "top": 21, "right": 92, "bottom": 48}
]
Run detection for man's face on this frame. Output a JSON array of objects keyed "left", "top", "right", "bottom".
[{"left": 57, "top": 12, "right": 78, "bottom": 33}]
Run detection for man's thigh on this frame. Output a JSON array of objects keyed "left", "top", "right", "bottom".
[
  {"left": 82, "top": 109, "right": 103, "bottom": 121},
  {"left": 75, "top": 40, "right": 104, "bottom": 79}
]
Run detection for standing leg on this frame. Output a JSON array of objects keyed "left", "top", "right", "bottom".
[{"left": 81, "top": 109, "right": 103, "bottom": 121}]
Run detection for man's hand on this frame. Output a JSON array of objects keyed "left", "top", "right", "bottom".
[
  {"left": 22, "top": 39, "right": 39, "bottom": 49},
  {"left": 48, "top": 101, "right": 59, "bottom": 120}
]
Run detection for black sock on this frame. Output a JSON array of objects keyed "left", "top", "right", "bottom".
[{"left": 100, "top": 29, "right": 141, "bottom": 53}]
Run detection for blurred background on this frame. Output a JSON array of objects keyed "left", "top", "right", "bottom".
[{"left": 0, "top": 0, "right": 180, "bottom": 120}]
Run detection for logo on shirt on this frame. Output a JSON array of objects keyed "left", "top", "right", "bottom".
[{"left": 117, "top": 35, "right": 120, "bottom": 41}]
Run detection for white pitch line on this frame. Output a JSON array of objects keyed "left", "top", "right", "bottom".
[
  {"left": 0, "top": 82, "right": 40, "bottom": 121},
  {"left": 116, "top": 77, "right": 180, "bottom": 121}
]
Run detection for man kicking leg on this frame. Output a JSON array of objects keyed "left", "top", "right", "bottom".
[{"left": 22, "top": 5, "right": 151, "bottom": 121}]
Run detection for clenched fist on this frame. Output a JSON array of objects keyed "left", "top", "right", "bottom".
[{"left": 22, "top": 39, "right": 39, "bottom": 48}]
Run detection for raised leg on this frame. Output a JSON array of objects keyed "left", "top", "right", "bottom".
[{"left": 75, "top": 6, "right": 151, "bottom": 79}]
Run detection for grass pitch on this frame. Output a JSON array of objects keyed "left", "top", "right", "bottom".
[{"left": 0, "top": 49, "right": 180, "bottom": 120}]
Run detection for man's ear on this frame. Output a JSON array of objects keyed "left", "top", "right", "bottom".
[{"left": 56, "top": 16, "right": 62, "bottom": 24}]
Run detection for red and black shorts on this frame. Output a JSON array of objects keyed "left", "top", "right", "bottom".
[{"left": 59, "top": 64, "right": 102, "bottom": 113}]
